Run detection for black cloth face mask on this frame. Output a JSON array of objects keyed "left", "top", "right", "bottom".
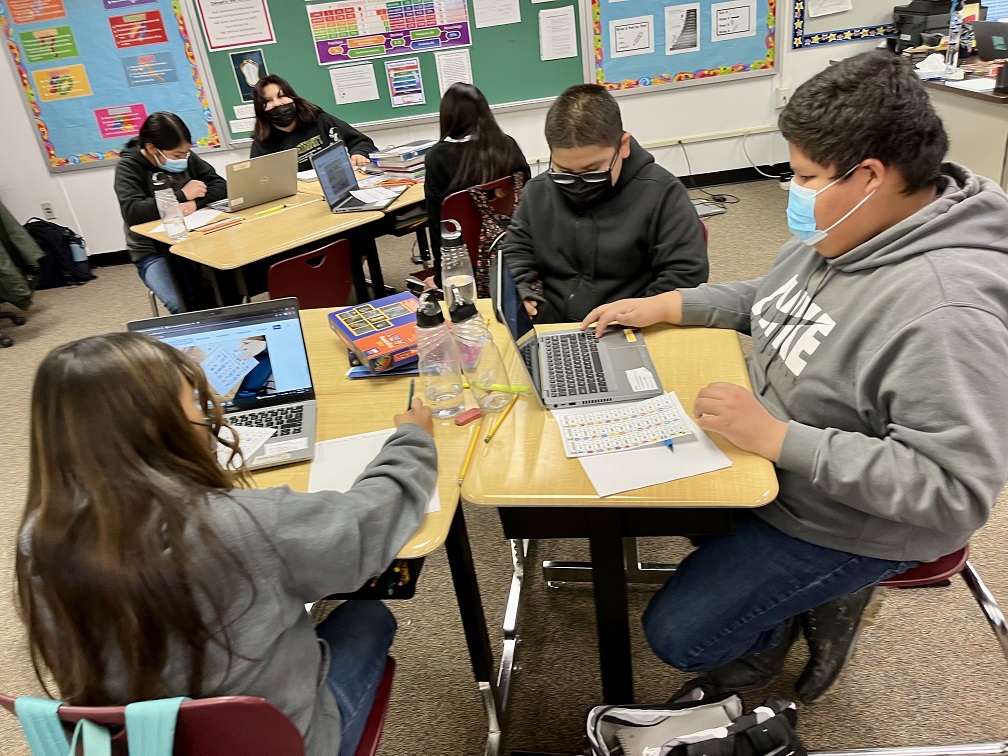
[
  {"left": 266, "top": 103, "right": 296, "bottom": 128},
  {"left": 547, "top": 150, "right": 619, "bottom": 209}
]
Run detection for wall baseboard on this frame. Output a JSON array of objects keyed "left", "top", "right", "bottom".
[{"left": 683, "top": 162, "right": 790, "bottom": 189}]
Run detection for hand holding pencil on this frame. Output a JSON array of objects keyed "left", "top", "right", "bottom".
[{"left": 394, "top": 383, "right": 433, "bottom": 436}]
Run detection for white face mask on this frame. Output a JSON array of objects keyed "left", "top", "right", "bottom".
[{"left": 786, "top": 163, "right": 875, "bottom": 246}]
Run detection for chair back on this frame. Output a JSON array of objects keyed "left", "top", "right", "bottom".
[
  {"left": 878, "top": 545, "right": 970, "bottom": 588},
  {"left": 0, "top": 694, "right": 304, "bottom": 756},
  {"left": 268, "top": 239, "right": 354, "bottom": 309},
  {"left": 440, "top": 175, "right": 518, "bottom": 267}
]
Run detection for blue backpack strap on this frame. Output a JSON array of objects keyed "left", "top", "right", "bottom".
[
  {"left": 124, "top": 697, "right": 189, "bottom": 756},
  {"left": 67, "top": 719, "right": 112, "bottom": 756},
  {"left": 14, "top": 697, "right": 69, "bottom": 756}
]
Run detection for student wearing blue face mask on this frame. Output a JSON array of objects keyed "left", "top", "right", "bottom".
[
  {"left": 114, "top": 112, "right": 226, "bottom": 313},
  {"left": 582, "top": 51, "right": 1008, "bottom": 702}
]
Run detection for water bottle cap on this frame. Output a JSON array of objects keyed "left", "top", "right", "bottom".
[
  {"left": 416, "top": 291, "right": 446, "bottom": 327},
  {"left": 440, "top": 219, "right": 462, "bottom": 245},
  {"left": 151, "top": 171, "right": 169, "bottom": 188},
  {"left": 448, "top": 286, "right": 478, "bottom": 322}
]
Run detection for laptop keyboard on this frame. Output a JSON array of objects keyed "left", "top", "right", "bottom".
[
  {"left": 543, "top": 332, "right": 607, "bottom": 397},
  {"left": 228, "top": 405, "right": 304, "bottom": 436}
]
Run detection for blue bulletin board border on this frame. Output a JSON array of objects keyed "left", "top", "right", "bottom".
[
  {"left": 590, "top": 0, "right": 777, "bottom": 91},
  {"left": 791, "top": 1, "right": 895, "bottom": 49}
]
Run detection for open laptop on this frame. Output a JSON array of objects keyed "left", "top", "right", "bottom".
[
  {"left": 128, "top": 298, "right": 316, "bottom": 469},
  {"left": 310, "top": 141, "right": 406, "bottom": 213},
  {"left": 494, "top": 256, "right": 664, "bottom": 409},
  {"left": 208, "top": 148, "right": 298, "bottom": 212}
]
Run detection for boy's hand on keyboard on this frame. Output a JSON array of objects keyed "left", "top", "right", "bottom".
[
  {"left": 581, "top": 291, "right": 682, "bottom": 337},
  {"left": 692, "top": 382, "right": 787, "bottom": 462},
  {"left": 395, "top": 399, "right": 434, "bottom": 436}
]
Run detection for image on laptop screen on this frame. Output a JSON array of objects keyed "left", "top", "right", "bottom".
[
  {"left": 312, "top": 142, "right": 356, "bottom": 205},
  {"left": 130, "top": 302, "right": 314, "bottom": 411},
  {"left": 497, "top": 258, "right": 544, "bottom": 398}
]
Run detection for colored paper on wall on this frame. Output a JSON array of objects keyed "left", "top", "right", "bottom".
[
  {"left": 229, "top": 48, "right": 268, "bottom": 102},
  {"left": 109, "top": 11, "right": 169, "bottom": 49},
  {"left": 121, "top": 51, "right": 178, "bottom": 86},
  {"left": 194, "top": 0, "right": 276, "bottom": 51},
  {"left": 18, "top": 26, "right": 78, "bottom": 63},
  {"left": 94, "top": 104, "right": 148, "bottom": 139},
  {"left": 384, "top": 56, "right": 425, "bottom": 107},
  {"left": 7, "top": 0, "right": 66, "bottom": 25},
  {"left": 103, "top": 0, "right": 157, "bottom": 8},
  {"left": 32, "top": 63, "right": 93, "bottom": 102}
]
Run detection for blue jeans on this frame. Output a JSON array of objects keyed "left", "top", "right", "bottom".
[
  {"left": 642, "top": 510, "right": 915, "bottom": 672},
  {"left": 315, "top": 601, "right": 397, "bottom": 756},
  {"left": 135, "top": 254, "right": 183, "bottom": 314}
]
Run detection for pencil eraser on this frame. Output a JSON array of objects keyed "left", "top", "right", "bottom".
[{"left": 454, "top": 408, "right": 482, "bottom": 426}]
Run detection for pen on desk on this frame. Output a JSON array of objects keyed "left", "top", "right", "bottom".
[
  {"left": 200, "top": 219, "right": 244, "bottom": 235},
  {"left": 458, "top": 424, "right": 481, "bottom": 486},
  {"left": 484, "top": 394, "right": 519, "bottom": 443},
  {"left": 255, "top": 204, "right": 287, "bottom": 216},
  {"left": 406, "top": 378, "right": 415, "bottom": 410},
  {"left": 665, "top": 438, "right": 675, "bottom": 454},
  {"left": 462, "top": 381, "right": 530, "bottom": 394}
]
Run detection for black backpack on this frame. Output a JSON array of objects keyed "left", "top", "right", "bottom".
[{"left": 23, "top": 218, "right": 96, "bottom": 289}]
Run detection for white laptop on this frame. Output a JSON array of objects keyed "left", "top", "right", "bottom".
[
  {"left": 128, "top": 298, "right": 316, "bottom": 469},
  {"left": 310, "top": 141, "right": 406, "bottom": 213},
  {"left": 208, "top": 148, "right": 298, "bottom": 212}
]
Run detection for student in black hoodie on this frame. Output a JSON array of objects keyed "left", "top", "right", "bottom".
[
  {"left": 250, "top": 75, "right": 377, "bottom": 172},
  {"left": 114, "top": 112, "right": 226, "bottom": 314},
  {"left": 500, "top": 85, "right": 708, "bottom": 324}
]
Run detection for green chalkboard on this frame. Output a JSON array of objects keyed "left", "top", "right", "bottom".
[{"left": 190, "top": 0, "right": 585, "bottom": 141}]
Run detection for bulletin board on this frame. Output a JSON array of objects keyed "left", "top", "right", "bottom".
[
  {"left": 791, "top": 1, "right": 895, "bottom": 49},
  {"left": 0, "top": 0, "right": 221, "bottom": 172},
  {"left": 189, "top": 0, "right": 586, "bottom": 140},
  {"left": 585, "top": 0, "right": 777, "bottom": 93}
]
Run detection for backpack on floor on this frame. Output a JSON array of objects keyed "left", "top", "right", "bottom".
[{"left": 23, "top": 218, "right": 96, "bottom": 290}]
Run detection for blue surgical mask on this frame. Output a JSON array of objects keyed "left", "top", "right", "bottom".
[
  {"left": 787, "top": 163, "right": 873, "bottom": 246},
  {"left": 156, "top": 148, "right": 190, "bottom": 173}
]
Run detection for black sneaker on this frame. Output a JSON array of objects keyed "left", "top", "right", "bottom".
[{"left": 795, "top": 587, "right": 880, "bottom": 703}]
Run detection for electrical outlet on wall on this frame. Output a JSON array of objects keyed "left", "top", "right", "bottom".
[
  {"left": 774, "top": 87, "right": 791, "bottom": 109},
  {"left": 40, "top": 202, "right": 56, "bottom": 220}
]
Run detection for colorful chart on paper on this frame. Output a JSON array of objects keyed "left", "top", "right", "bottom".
[
  {"left": 306, "top": 0, "right": 471, "bottom": 66},
  {"left": 0, "top": 0, "right": 219, "bottom": 170},
  {"left": 590, "top": 0, "right": 776, "bottom": 92}
]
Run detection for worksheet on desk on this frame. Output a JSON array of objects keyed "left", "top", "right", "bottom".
[{"left": 151, "top": 208, "right": 223, "bottom": 233}]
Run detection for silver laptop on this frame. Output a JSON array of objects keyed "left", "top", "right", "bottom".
[
  {"left": 128, "top": 298, "right": 317, "bottom": 469},
  {"left": 208, "top": 148, "right": 298, "bottom": 212},
  {"left": 310, "top": 141, "right": 406, "bottom": 213},
  {"left": 494, "top": 256, "right": 664, "bottom": 409}
]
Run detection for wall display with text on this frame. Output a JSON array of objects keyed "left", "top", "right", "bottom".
[
  {"left": 791, "top": 0, "right": 894, "bottom": 49},
  {"left": 1, "top": 0, "right": 220, "bottom": 171}
]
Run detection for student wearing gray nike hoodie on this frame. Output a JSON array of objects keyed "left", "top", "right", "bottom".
[{"left": 582, "top": 51, "right": 1008, "bottom": 702}]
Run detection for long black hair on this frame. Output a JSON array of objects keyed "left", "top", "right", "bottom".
[
  {"left": 125, "top": 112, "right": 191, "bottom": 151},
  {"left": 439, "top": 83, "right": 522, "bottom": 192},
  {"left": 251, "top": 75, "right": 322, "bottom": 142}
]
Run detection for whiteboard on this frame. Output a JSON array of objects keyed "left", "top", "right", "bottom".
[{"left": 792, "top": 0, "right": 895, "bottom": 49}]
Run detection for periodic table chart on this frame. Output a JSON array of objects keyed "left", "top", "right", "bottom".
[{"left": 307, "top": 0, "right": 471, "bottom": 65}]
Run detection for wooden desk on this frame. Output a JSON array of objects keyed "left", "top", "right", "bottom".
[{"left": 925, "top": 79, "right": 1008, "bottom": 191}]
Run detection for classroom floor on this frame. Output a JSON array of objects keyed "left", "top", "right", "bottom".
[{"left": 1, "top": 179, "right": 1006, "bottom": 755}]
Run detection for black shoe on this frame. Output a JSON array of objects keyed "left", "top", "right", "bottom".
[
  {"left": 795, "top": 587, "right": 879, "bottom": 703},
  {"left": 668, "top": 617, "right": 800, "bottom": 702}
]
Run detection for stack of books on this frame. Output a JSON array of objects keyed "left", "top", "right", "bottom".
[{"left": 369, "top": 139, "right": 437, "bottom": 180}]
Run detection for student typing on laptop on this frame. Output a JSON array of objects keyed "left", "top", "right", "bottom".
[{"left": 16, "top": 331, "right": 436, "bottom": 756}]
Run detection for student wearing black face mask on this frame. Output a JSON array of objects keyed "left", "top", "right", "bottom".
[
  {"left": 499, "top": 84, "right": 708, "bottom": 324},
  {"left": 249, "top": 75, "right": 377, "bottom": 172}
]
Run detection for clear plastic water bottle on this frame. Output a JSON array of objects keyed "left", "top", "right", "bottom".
[
  {"left": 415, "top": 291, "right": 465, "bottom": 418},
  {"left": 449, "top": 286, "right": 511, "bottom": 412},
  {"left": 945, "top": 1, "right": 963, "bottom": 76},
  {"left": 152, "top": 171, "right": 188, "bottom": 241},
  {"left": 440, "top": 219, "right": 475, "bottom": 308}
]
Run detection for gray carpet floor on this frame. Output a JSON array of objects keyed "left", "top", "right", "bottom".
[{"left": 1, "top": 180, "right": 1006, "bottom": 755}]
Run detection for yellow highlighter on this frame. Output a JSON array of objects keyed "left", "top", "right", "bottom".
[{"left": 255, "top": 204, "right": 287, "bottom": 216}]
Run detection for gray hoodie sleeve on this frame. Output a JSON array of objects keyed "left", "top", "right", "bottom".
[
  {"left": 777, "top": 306, "right": 1008, "bottom": 534},
  {"left": 678, "top": 279, "right": 764, "bottom": 334},
  {"left": 254, "top": 424, "right": 437, "bottom": 600}
]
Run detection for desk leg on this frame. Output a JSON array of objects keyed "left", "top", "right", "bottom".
[
  {"left": 352, "top": 233, "right": 388, "bottom": 299},
  {"left": 588, "top": 510, "right": 634, "bottom": 704},
  {"left": 445, "top": 504, "right": 505, "bottom": 756}
]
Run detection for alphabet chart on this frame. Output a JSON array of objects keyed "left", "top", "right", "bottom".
[{"left": 552, "top": 392, "right": 696, "bottom": 458}]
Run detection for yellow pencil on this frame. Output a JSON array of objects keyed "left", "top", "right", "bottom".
[
  {"left": 484, "top": 394, "right": 519, "bottom": 444},
  {"left": 457, "top": 424, "right": 481, "bottom": 486}
]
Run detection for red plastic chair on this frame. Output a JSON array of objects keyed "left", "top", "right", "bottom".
[
  {"left": 1, "top": 656, "right": 397, "bottom": 756},
  {"left": 268, "top": 239, "right": 355, "bottom": 309}
]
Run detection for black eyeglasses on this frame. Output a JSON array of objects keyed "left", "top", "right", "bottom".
[{"left": 548, "top": 150, "right": 619, "bottom": 185}]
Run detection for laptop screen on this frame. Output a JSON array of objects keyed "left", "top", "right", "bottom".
[
  {"left": 128, "top": 299, "right": 314, "bottom": 411},
  {"left": 496, "top": 257, "right": 544, "bottom": 399},
  {"left": 311, "top": 141, "right": 356, "bottom": 207}
]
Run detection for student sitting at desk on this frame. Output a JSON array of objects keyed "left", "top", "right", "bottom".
[
  {"left": 499, "top": 84, "right": 708, "bottom": 324},
  {"left": 583, "top": 51, "right": 1008, "bottom": 701},
  {"left": 251, "top": 74, "right": 378, "bottom": 172},
  {"left": 114, "top": 112, "right": 227, "bottom": 313},
  {"left": 15, "top": 333, "right": 436, "bottom": 756},
  {"left": 424, "top": 82, "right": 530, "bottom": 284}
]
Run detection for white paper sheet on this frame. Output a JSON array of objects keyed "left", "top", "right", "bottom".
[
  {"left": 807, "top": 0, "right": 853, "bottom": 18},
  {"left": 711, "top": 0, "right": 756, "bottom": 42},
  {"left": 297, "top": 169, "right": 318, "bottom": 181},
  {"left": 329, "top": 63, "right": 380, "bottom": 106},
  {"left": 434, "top": 49, "right": 474, "bottom": 96},
  {"left": 152, "top": 208, "right": 224, "bottom": 233},
  {"left": 539, "top": 6, "right": 578, "bottom": 61},
  {"left": 308, "top": 428, "right": 440, "bottom": 514},
  {"left": 350, "top": 186, "right": 400, "bottom": 204},
  {"left": 610, "top": 14, "right": 655, "bottom": 58},
  {"left": 946, "top": 77, "right": 996, "bottom": 92},
  {"left": 474, "top": 0, "right": 520, "bottom": 28},
  {"left": 665, "top": 4, "right": 700, "bottom": 55},
  {"left": 576, "top": 413, "right": 732, "bottom": 497},
  {"left": 195, "top": 0, "right": 276, "bottom": 51},
  {"left": 233, "top": 103, "right": 255, "bottom": 119},
  {"left": 216, "top": 425, "right": 276, "bottom": 469},
  {"left": 229, "top": 118, "right": 256, "bottom": 134}
]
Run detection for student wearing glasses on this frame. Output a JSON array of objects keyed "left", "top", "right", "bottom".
[{"left": 499, "top": 84, "right": 708, "bottom": 324}]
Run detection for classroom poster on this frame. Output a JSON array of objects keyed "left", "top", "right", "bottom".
[
  {"left": 384, "top": 56, "right": 425, "bottom": 107},
  {"left": 0, "top": 0, "right": 220, "bottom": 170},
  {"left": 194, "top": 0, "right": 275, "bottom": 51}
]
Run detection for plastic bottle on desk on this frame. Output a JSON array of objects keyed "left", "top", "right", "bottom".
[
  {"left": 152, "top": 172, "right": 188, "bottom": 241},
  {"left": 449, "top": 286, "right": 511, "bottom": 412},
  {"left": 440, "top": 219, "right": 475, "bottom": 308},
  {"left": 415, "top": 291, "right": 466, "bottom": 418}
]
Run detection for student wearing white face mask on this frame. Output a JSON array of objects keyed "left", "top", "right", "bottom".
[
  {"left": 114, "top": 112, "right": 226, "bottom": 313},
  {"left": 582, "top": 51, "right": 1008, "bottom": 702}
]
